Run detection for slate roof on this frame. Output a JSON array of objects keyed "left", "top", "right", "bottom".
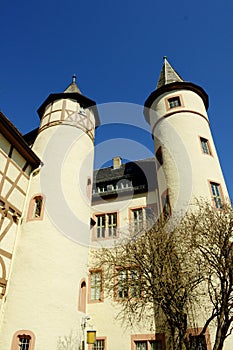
[
  {"left": 92, "top": 158, "right": 157, "bottom": 200},
  {"left": 156, "top": 57, "right": 184, "bottom": 89},
  {"left": 64, "top": 74, "right": 81, "bottom": 94}
]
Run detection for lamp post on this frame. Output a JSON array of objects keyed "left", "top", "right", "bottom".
[{"left": 81, "top": 316, "right": 96, "bottom": 350}]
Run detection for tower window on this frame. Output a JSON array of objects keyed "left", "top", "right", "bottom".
[
  {"left": 200, "top": 137, "right": 211, "bottom": 155},
  {"left": 27, "top": 194, "right": 45, "bottom": 221},
  {"left": 168, "top": 96, "right": 181, "bottom": 108},
  {"left": 33, "top": 197, "right": 43, "bottom": 218},
  {"left": 161, "top": 191, "right": 171, "bottom": 219},
  {"left": 79, "top": 105, "right": 87, "bottom": 115},
  {"left": 209, "top": 182, "right": 223, "bottom": 209},
  {"left": 156, "top": 146, "right": 163, "bottom": 167},
  {"left": 11, "top": 330, "right": 35, "bottom": 350},
  {"left": 18, "top": 335, "right": 31, "bottom": 350}
]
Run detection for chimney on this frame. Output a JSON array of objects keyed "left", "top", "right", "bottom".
[{"left": 112, "top": 156, "right": 122, "bottom": 169}]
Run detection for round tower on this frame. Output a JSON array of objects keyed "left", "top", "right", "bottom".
[
  {"left": 0, "top": 76, "right": 100, "bottom": 349},
  {"left": 144, "top": 57, "right": 229, "bottom": 216}
]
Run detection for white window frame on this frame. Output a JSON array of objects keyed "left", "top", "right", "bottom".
[
  {"left": 131, "top": 206, "right": 156, "bottom": 233},
  {"left": 93, "top": 339, "right": 105, "bottom": 350},
  {"left": 200, "top": 137, "right": 211, "bottom": 155},
  {"left": 90, "top": 270, "right": 102, "bottom": 301},
  {"left": 95, "top": 213, "right": 117, "bottom": 239},
  {"left": 116, "top": 268, "right": 141, "bottom": 300},
  {"left": 210, "top": 182, "right": 223, "bottom": 209}
]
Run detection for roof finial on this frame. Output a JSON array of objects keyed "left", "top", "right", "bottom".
[
  {"left": 163, "top": 55, "right": 167, "bottom": 60},
  {"left": 72, "top": 74, "right": 76, "bottom": 83}
]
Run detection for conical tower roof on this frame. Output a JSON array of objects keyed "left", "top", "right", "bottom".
[
  {"left": 156, "top": 56, "right": 184, "bottom": 89},
  {"left": 37, "top": 74, "right": 100, "bottom": 126},
  {"left": 64, "top": 74, "right": 81, "bottom": 93},
  {"left": 144, "top": 57, "right": 209, "bottom": 122}
]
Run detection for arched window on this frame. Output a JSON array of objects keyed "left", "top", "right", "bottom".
[
  {"left": 11, "top": 330, "right": 35, "bottom": 350},
  {"left": 78, "top": 279, "right": 86, "bottom": 313},
  {"left": 27, "top": 194, "right": 45, "bottom": 221}
]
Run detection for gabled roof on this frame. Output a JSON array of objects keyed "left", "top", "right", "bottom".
[{"left": 156, "top": 56, "right": 184, "bottom": 89}]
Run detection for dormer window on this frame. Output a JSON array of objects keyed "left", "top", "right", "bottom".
[{"left": 168, "top": 96, "right": 181, "bottom": 108}]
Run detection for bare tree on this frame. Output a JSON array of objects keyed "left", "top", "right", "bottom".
[
  {"left": 92, "top": 201, "right": 233, "bottom": 350},
  {"left": 183, "top": 201, "right": 233, "bottom": 350},
  {"left": 56, "top": 331, "right": 81, "bottom": 350},
  {"left": 92, "top": 216, "right": 204, "bottom": 350}
]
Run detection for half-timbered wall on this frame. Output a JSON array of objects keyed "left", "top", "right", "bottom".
[{"left": 0, "top": 133, "right": 31, "bottom": 304}]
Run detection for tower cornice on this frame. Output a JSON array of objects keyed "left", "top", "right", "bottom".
[{"left": 37, "top": 92, "right": 100, "bottom": 126}]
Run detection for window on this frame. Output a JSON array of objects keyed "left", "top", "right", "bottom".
[
  {"left": 18, "top": 336, "right": 31, "bottom": 350},
  {"left": 150, "top": 342, "right": 163, "bottom": 350},
  {"left": 33, "top": 197, "right": 43, "bottom": 218},
  {"left": 200, "top": 137, "right": 211, "bottom": 155},
  {"left": 168, "top": 96, "right": 181, "bottom": 108},
  {"left": 135, "top": 341, "right": 162, "bottom": 350},
  {"left": 210, "top": 182, "right": 223, "bottom": 209},
  {"left": 132, "top": 208, "right": 143, "bottom": 232},
  {"left": 131, "top": 206, "right": 157, "bottom": 233},
  {"left": 156, "top": 146, "right": 163, "bottom": 167},
  {"left": 117, "top": 268, "right": 141, "bottom": 299},
  {"left": 11, "top": 330, "right": 35, "bottom": 350},
  {"left": 161, "top": 191, "right": 171, "bottom": 219},
  {"left": 93, "top": 339, "right": 105, "bottom": 350},
  {"left": 132, "top": 335, "right": 165, "bottom": 350},
  {"left": 135, "top": 341, "right": 147, "bottom": 350},
  {"left": 27, "top": 194, "right": 44, "bottom": 221},
  {"left": 78, "top": 279, "right": 86, "bottom": 312},
  {"left": 189, "top": 335, "right": 207, "bottom": 350},
  {"left": 95, "top": 213, "right": 117, "bottom": 239},
  {"left": 79, "top": 105, "right": 87, "bottom": 115},
  {"left": 89, "top": 270, "right": 103, "bottom": 302}
]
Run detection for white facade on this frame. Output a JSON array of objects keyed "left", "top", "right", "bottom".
[{"left": 0, "top": 60, "right": 231, "bottom": 350}]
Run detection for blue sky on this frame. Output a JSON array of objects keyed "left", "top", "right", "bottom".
[{"left": 0, "top": 0, "right": 233, "bottom": 198}]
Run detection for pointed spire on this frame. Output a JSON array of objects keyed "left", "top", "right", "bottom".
[
  {"left": 64, "top": 74, "right": 81, "bottom": 94},
  {"left": 156, "top": 57, "right": 184, "bottom": 89}
]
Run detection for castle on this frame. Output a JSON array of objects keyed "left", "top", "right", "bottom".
[{"left": 0, "top": 58, "right": 230, "bottom": 350}]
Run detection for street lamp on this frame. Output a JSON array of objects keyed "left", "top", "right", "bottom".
[{"left": 81, "top": 316, "right": 96, "bottom": 350}]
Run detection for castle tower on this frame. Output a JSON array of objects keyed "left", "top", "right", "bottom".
[
  {"left": 144, "top": 57, "right": 229, "bottom": 216},
  {"left": 0, "top": 76, "right": 100, "bottom": 349}
]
